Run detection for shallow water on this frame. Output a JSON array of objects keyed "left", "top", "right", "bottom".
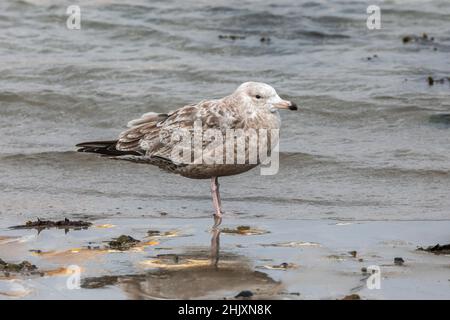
[
  {"left": 1, "top": 0, "right": 449, "bottom": 221},
  {"left": 0, "top": 0, "right": 449, "bottom": 299}
]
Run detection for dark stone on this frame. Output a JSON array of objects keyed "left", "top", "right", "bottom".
[
  {"left": 235, "top": 290, "right": 253, "bottom": 298},
  {"left": 417, "top": 243, "right": 450, "bottom": 255},
  {"left": 348, "top": 251, "right": 357, "bottom": 258},
  {"left": 402, "top": 36, "right": 412, "bottom": 43}
]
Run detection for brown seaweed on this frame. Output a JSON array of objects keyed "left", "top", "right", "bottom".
[
  {"left": 417, "top": 244, "right": 450, "bottom": 255},
  {"left": 107, "top": 235, "right": 140, "bottom": 251},
  {"left": 11, "top": 218, "right": 92, "bottom": 233},
  {"left": 0, "top": 258, "right": 38, "bottom": 273}
]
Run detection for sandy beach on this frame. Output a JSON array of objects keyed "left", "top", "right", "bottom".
[{"left": 1, "top": 212, "right": 449, "bottom": 299}]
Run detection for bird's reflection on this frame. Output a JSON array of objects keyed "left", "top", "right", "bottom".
[
  {"left": 210, "top": 216, "right": 221, "bottom": 267},
  {"left": 80, "top": 216, "right": 280, "bottom": 299}
]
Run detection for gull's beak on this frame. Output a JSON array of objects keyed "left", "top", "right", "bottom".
[{"left": 274, "top": 99, "right": 298, "bottom": 111}]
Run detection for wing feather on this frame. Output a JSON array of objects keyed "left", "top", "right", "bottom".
[{"left": 116, "top": 99, "right": 242, "bottom": 164}]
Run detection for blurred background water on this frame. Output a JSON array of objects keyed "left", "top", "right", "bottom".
[{"left": 0, "top": 0, "right": 449, "bottom": 224}]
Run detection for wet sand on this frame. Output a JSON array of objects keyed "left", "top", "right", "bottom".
[{"left": 1, "top": 216, "right": 449, "bottom": 299}]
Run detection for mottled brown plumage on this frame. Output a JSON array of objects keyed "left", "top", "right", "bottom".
[{"left": 76, "top": 82, "right": 297, "bottom": 224}]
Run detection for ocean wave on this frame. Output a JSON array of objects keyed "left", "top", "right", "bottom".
[{"left": 1, "top": 151, "right": 448, "bottom": 178}]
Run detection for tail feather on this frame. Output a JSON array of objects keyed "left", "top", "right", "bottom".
[{"left": 76, "top": 140, "right": 141, "bottom": 156}]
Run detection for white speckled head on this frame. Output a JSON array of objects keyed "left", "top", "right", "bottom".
[{"left": 232, "top": 82, "right": 298, "bottom": 112}]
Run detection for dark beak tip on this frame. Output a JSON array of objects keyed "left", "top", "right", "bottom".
[{"left": 289, "top": 103, "right": 298, "bottom": 111}]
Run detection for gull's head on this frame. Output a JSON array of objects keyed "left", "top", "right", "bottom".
[{"left": 232, "top": 82, "right": 298, "bottom": 112}]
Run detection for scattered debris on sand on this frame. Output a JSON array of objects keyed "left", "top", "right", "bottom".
[
  {"left": 348, "top": 251, "right": 357, "bottom": 258},
  {"left": 0, "top": 259, "right": 37, "bottom": 274},
  {"left": 342, "top": 293, "right": 361, "bottom": 300},
  {"left": 427, "top": 76, "right": 450, "bottom": 86},
  {"left": 218, "top": 34, "right": 246, "bottom": 40},
  {"left": 235, "top": 290, "right": 253, "bottom": 299},
  {"left": 366, "top": 54, "right": 378, "bottom": 61},
  {"left": 402, "top": 33, "right": 435, "bottom": 44},
  {"left": 11, "top": 218, "right": 92, "bottom": 232},
  {"left": 361, "top": 266, "right": 379, "bottom": 275},
  {"left": 417, "top": 244, "right": 450, "bottom": 255},
  {"left": 222, "top": 226, "right": 269, "bottom": 236},
  {"left": 394, "top": 257, "right": 405, "bottom": 266},
  {"left": 107, "top": 235, "right": 140, "bottom": 251}
]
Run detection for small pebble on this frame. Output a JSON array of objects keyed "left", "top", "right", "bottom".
[
  {"left": 402, "top": 36, "right": 412, "bottom": 43},
  {"left": 348, "top": 251, "right": 357, "bottom": 258}
]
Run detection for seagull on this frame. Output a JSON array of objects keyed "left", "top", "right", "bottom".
[{"left": 76, "top": 82, "right": 297, "bottom": 226}]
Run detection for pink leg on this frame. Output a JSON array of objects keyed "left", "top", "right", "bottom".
[
  {"left": 210, "top": 177, "right": 222, "bottom": 262},
  {"left": 210, "top": 176, "right": 223, "bottom": 226}
]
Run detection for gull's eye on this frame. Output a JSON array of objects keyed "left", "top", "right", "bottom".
[{"left": 255, "top": 95, "right": 262, "bottom": 99}]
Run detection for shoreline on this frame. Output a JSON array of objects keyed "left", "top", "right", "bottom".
[{"left": 1, "top": 217, "right": 449, "bottom": 299}]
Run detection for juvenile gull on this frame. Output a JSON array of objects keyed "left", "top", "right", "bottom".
[{"left": 76, "top": 82, "right": 297, "bottom": 226}]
